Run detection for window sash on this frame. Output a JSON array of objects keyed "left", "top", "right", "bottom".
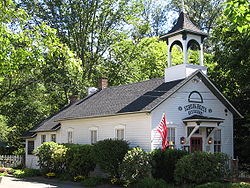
[
  {"left": 27, "top": 141, "right": 34, "bottom": 155},
  {"left": 51, "top": 134, "right": 56, "bottom": 142},
  {"left": 41, "top": 135, "right": 46, "bottom": 144},
  {"left": 68, "top": 131, "right": 73, "bottom": 143},
  {"left": 116, "top": 129, "right": 124, "bottom": 140},
  {"left": 167, "top": 128, "right": 175, "bottom": 145},
  {"left": 91, "top": 130, "right": 97, "bottom": 144},
  {"left": 214, "top": 130, "right": 221, "bottom": 152}
]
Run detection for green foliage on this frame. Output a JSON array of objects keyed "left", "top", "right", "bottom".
[
  {"left": 34, "top": 142, "right": 67, "bottom": 174},
  {"left": 195, "top": 182, "right": 250, "bottom": 188},
  {"left": 12, "top": 168, "right": 41, "bottom": 178},
  {"left": 131, "top": 177, "right": 169, "bottom": 188},
  {"left": 174, "top": 152, "right": 229, "bottom": 184},
  {"left": 211, "top": 0, "right": 250, "bottom": 167},
  {"left": 65, "top": 144, "right": 96, "bottom": 178},
  {"left": 151, "top": 149, "right": 188, "bottom": 183},
  {"left": 119, "top": 147, "right": 151, "bottom": 186},
  {"left": 100, "top": 37, "right": 166, "bottom": 86},
  {"left": 81, "top": 177, "right": 104, "bottom": 187},
  {"left": 93, "top": 139, "right": 129, "bottom": 178},
  {"left": 0, "top": 0, "right": 83, "bottom": 149}
]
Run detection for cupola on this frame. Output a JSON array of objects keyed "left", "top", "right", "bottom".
[{"left": 160, "top": 10, "right": 208, "bottom": 82}]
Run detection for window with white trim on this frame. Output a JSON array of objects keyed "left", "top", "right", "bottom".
[
  {"left": 27, "top": 140, "right": 34, "bottom": 155},
  {"left": 51, "top": 134, "right": 56, "bottom": 142},
  {"left": 67, "top": 130, "right": 73, "bottom": 143},
  {"left": 89, "top": 127, "right": 98, "bottom": 144},
  {"left": 115, "top": 125, "right": 125, "bottom": 140},
  {"left": 41, "top": 134, "right": 46, "bottom": 144},
  {"left": 167, "top": 127, "right": 175, "bottom": 146},
  {"left": 214, "top": 129, "right": 221, "bottom": 152}
]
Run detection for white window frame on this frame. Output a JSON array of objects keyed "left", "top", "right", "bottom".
[
  {"left": 114, "top": 125, "right": 126, "bottom": 140},
  {"left": 89, "top": 127, "right": 98, "bottom": 144},
  {"left": 214, "top": 129, "right": 221, "bottom": 153},
  {"left": 41, "top": 134, "right": 46, "bottom": 144},
  {"left": 51, "top": 134, "right": 56, "bottom": 142},
  {"left": 67, "top": 128, "right": 74, "bottom": 143},
  {"left": 27, "top": 140, "right": 35, "bottom": 155},
  {"left": 167, "top": 127, "right": 176, "bottom": 146}
]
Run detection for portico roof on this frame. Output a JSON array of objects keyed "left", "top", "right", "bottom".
[{"left": 183, "top": 115, "right": 224, "bottom": 123}]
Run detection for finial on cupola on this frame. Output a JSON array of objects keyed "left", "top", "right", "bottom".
[{"left": 181, "top": 0, "right": 186, "bottom": 14}]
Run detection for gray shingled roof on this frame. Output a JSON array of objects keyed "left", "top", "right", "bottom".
[
  {"left": 27, "top": 78, "right": 184, "bottom": 133},
  {"left": 160, "top": 11, "right": 207, "bottom": 39},
  {"left": 25, "top": 70, "right": 242, "bottom": 136}
]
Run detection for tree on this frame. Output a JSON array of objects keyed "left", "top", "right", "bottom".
[
  {"left": 210, "top": 0, "right": 250, "bottom": 167},
  {"left": 18, "top": 0, "right": 143, "bottom": 83},
  {"left": 0, "top": 0, "right": 83, "bottom": 148},
  {"left": 169, "top": 0, "right": 224, "bottom": 34}
]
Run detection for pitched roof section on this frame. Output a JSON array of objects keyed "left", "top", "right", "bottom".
[
  {"left": 28, "top": 70, "right": 242, "bottom": 134},
  {"left": 59, "top": 78, "right": 184, "bottom": 120},
  {"left": 160, "top": 11, "right": 207, "bottom": 39}
]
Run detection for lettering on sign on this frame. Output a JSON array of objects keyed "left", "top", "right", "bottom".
[{"left": 178, "top": 91, "right": 212, "bottom": 115}]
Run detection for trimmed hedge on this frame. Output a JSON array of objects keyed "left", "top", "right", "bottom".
[
  {"left": 93, "top": 139, "right": 129, "bottom": 178},
  {"left": 151, "top": 149, "right": 188, "bottom": 182},
  {"left": 174, "top": 152, "right": 229, "bottom": 184},
  {"left": 65, "top": 144, "right": 96, "bottom": 177}
]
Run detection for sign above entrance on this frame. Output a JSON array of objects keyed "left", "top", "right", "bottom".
[{"left": 178, "top": 91, "right": 212, "bottom": 116}]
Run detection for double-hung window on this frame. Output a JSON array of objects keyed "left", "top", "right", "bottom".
[
  {"left": 214, "top": 129, "right": 221, "bottom": 152},
  {"left": 27, "top": 141, "right": 34, "bottom": 155},
  {"left": 115, "top": 125, "right": 125, "bottom": 140},
  {"left": 167, "top": 127, "right": 175, "bottom": 146},
  {"left": 68, "top": 130, "right": 73, "bottom": 143},
  {"left": 51, "top": 134, "right": 56, "bottom": 142},
  {"left": 41, "top": 135, "right": 46, "bottom": 144},
  {"left": 89, "top": 127, "right": 98, "bottom": 144}
]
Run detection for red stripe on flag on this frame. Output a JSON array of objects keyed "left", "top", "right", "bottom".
[{"left": 156, "top": 114, "right": 169, "bottom": 151}]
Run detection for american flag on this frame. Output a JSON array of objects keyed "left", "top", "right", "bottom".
[{"left": 156, "top": 114, "right": 168, "bottom": 151}]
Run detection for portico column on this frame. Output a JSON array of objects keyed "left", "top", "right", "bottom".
[
  {"left": 200, "top": 43, "right": 204, "bottom": 66},
  {"left": 183, "top": 39, "right": 188, "bottom": 64},
  {"left": 168, "top": 49, "right": 172, "bottom": 67}
]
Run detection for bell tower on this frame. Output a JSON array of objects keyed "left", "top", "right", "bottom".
[{"left": 160, "top": 10, "right": 208, "bottom": 82}]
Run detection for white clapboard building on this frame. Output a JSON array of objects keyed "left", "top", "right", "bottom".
[{"left": 23, "top": 11, "right": 242, "bottom": 169}]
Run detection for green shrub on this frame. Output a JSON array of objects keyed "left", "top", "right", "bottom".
[
  {"left": 195, "top": 182, "right": 231, "bottom": 188},
  {"left": 34, "top": 142, "right": 67, "bottom": 173},
  {"left": 174, "top": 152, "right": 229, "bottom": 184},
  {"left": 93, "top": 139, "right": 129, "bottom": 178},
  {"left": 13, "top": 168, "right": 41, "bottom": 178},
  {"left": 65, "top": 144, "right": 96, "bottom": 177},
  {"left": 131, "top": 177, "right": 170, "bottom": 188},
  {"left": 231, "top": 182, "right": 250, "bottom": 188},
  {"left": 82, "top": 177, "right": 104, "bottom": 187},
  {"left": 151, "top": 149, "right": 188, "bottom": 182},
  {"left": 120, "top": 147, "right": 151, "bottom": 186}
]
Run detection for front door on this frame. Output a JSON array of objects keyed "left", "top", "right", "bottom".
[{"left": 190, "top": 137, "right": 202, "bottom": 152}]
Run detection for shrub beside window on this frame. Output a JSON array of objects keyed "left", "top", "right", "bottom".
[
  {"left": 64, "top": 144, "right": 96, "bottom": 177},
  {"left": 119, "top": 147, "right": 152, "bottom": 186},
  {"left": 93, "top": 138, "right": 129, "bottom": 178},
  {"left": 151, "top": 149, "right": 188, "bottom": 183},
  {"left": 174, "top": 152, "right": 229, "bottom": 184}
]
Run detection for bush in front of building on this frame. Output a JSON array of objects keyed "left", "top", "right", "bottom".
[
  {"left": 151, "top": 148, "right": 188, "bottom": 183},
  {"left": 119, "top": 147, "right": 152, "bottom": 186},
  {"left": 34, "top": 142, "right": 68, "bottom": 173},
  {"left": 174, "top": 152, "right": 229, "bottom": 184},
  {"left": 131, "top": 177, "right": 168, "bottom": 188},
  {"left": 93, "top": 138, "right": 129, "bottom": 178},
  {"left": 64, "top": 144, "right": 96, "bottom": 178}
]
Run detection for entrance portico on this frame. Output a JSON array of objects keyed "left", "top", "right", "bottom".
[{"left": 182, "top": 115, "right": 224, "bottom": 153}]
